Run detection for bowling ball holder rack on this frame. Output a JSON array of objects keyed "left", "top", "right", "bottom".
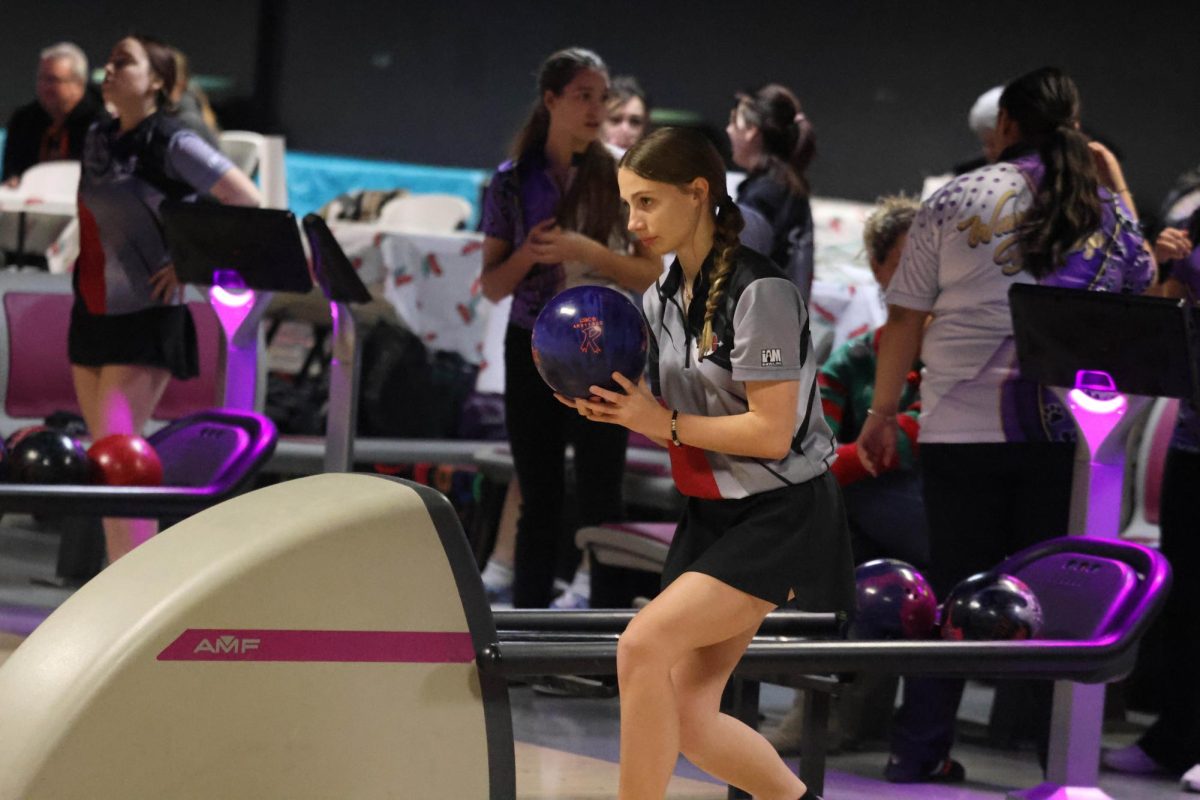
[
  {"left": 0, "top": 409, "right": 277, "bottom": 584},
  {"left": 997, "top": 284, "right": 1200, "bottom": 800}
]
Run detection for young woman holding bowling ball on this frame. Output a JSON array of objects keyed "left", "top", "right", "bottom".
[
  {"left": 478, "top": 47, "right": 659, "bottom": 608},
  {"left": 560, "top": 127, "right": 852, "bottom": 800},
  {"left": 70, "top": 34, "right": 260, "bottom": 563}
]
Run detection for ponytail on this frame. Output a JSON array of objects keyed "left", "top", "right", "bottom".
[
  {"left": 1000, "top": 67, "right": 1102, "bottom": 280},
  {"left": 789, "top": 112, "right": 816, "bottom": 193},
  {"left": 737, "top": 84, "right": 814, "bottom": 197},
  {"left": 700, "top": 198, "right": 745, "bottom": 359},
  {"left": 511, "top": 103, "right": 551, "bottom": 160}
]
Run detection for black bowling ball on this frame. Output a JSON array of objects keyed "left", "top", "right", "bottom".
[
  {"left": 8, "top": 430, "right": 91, "bottom": 484},
  {"left": 940, "top": 572, "right": 1044, "bottom": 641}
]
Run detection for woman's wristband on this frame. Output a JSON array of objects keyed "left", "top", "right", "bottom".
[{"left": 670, "top": 409, "right": 682, "bottom": 447}]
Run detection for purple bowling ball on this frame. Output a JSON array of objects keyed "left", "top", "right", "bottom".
[
  {"left": 851, "top": 558, "right": 938, "bottom": 640},
  {"left": 531, "top": 286, "right": 649, "bottom": 399},
  {"left": 940, "top": 572, "right": 1043, "bottom": 641}
]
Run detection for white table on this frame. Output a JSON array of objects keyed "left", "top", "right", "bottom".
[
  {"left": 326, "top": 221, "right": 507, "bottom": 390},
  {"left": 0, "top": 190, "right": 77, "bottom": 268}
]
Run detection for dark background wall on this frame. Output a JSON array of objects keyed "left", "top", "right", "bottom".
[{"left": 5, "top": 1, "right": 1198, "bottom": 218}]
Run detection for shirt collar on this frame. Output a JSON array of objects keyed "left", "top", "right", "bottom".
[
  {"left": 998, "top": 142, "right": 1038, "bottom": 163},
  {"left": 660, "top": 248, "right": 718, "bottom": 327}
]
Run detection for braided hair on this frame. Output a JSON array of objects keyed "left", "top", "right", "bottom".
[{"left": 621, "top": 127, "right": 744, "bottom": 359}]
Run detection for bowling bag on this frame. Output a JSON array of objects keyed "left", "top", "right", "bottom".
[
  {"left": 357, "top": 321, "right": 479, "bottom": 438},
  {"left": 317, "top": 189, "right": 407, "bottom": 223}
]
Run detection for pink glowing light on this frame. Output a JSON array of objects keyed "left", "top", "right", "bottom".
[
  {"left": 1067, "top": 389, "right": 1127, "bottom": 417},
  {"left": 211, "top": 284, "right": 255, "bottom": 308}
]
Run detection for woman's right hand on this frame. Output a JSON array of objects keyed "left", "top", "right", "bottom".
[
  {"left": 148, "top": 264, "right": 183, "bottom": 304},
  {"left": 856, "top": 411, "right": 897, "bottom": 477},
  {"left": 1155, "top": 227, "right": 1194, "bottom": 263},
  {"left": 518, "top": 218, "right": 559, "bottom": 265}
]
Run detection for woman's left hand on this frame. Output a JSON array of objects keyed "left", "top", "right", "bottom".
[
  {"left": 554, "top": 372, "right": 668, "bottom": 437},
  {"left": 528, "top": 225, "right": 595, "bottom": 264},
  {"left": 149, "top": 264, "right": 183, "bottom": 304}
]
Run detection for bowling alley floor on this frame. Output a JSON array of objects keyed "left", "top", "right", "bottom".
[{"left": 0, "top": 517, "right": 1190, "bottom": 799}]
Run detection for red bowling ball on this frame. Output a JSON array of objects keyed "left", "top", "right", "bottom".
[{"left": 88, "top": 435, "right": 164, "bottom": 487}]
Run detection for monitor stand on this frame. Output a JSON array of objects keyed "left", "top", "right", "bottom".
[
  {"left": 1008, "top": 285, "right": 1199, "bottom": 800},
  {"left": 161, "top": 202, "right": 314, "bottom": 412},
  {"left": 301, "top": 214, "right": 372, "bottom": 472}
]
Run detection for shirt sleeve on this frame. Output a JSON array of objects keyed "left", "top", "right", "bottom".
[
  {"left": 729, "top": 277, "right": 807, "bottom": 382},
  {"left": 1111, "top": 193, "right": 1156, "bottom": 293},
  {"left": 886, "top": 187, "right": 947, "bottom": 312},
  {"left": 479, "top": 167, "right": 515, "bottom": 243},
  {"left": 165, "top": 130, "right": 235, "bottom": 194}
]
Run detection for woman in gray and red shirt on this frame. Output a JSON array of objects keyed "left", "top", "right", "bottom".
[
  {"left": 71, "top": 34, "right": 259, "bottom": 563},
  {"left": 565, "top": 127, "right": 850, "bottom": 800},
  {"left": 478, "top": 48, "right": 659, "bottom": 608}
]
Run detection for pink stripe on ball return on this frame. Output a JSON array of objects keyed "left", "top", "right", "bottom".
[{"left": 157, "top": 629, "right": 476, "bottom": 663}]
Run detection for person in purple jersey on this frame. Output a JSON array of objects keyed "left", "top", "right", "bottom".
[
  {"left": 71, "top": 35, "right": 260, "bottom": 564},
  {"left": 857, "top": 66, "right": 1154, "bottom": 784},
  {"left": 478, "top": 48, "right": 660, "bottom": 609},
  {"left": 1103, "top": 212, "right": 1200, "bottom": 789}
]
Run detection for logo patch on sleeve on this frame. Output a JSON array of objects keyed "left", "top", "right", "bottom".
[{"left": 761, "top": 348, "right": 783, "bottom": 366}]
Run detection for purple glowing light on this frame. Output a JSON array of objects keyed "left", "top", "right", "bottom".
[{"left": 1074, "top": 369, "right": 1118, "bottom": 393}]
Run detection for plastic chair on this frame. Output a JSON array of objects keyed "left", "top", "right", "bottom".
[
  {"left": 218, "top": 131, "right": 288, "bottom": 209},
  {"left": 218, "top": 131, "right": 263, "bottom": 178},
  {"left": 13, "top": 161, "right": 80, "bottom": 205},
  {"left": 0, "top": 271, "right": 227, "bottom": 433},
  {"left": 378, "top": 193, "right": 472, "bottom": 232}
]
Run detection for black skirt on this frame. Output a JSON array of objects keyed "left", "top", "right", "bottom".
[
  {"left": 661, "top": 471, "right": 855, "bottom": 611},
  {"left": 68, "top": 301, "right": 200, "bottom": 381}
]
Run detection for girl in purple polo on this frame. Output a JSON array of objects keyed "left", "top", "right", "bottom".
[
  {"left": 478, "top": 48, "right": 660, "bottom": 608},
  {"left": 71, "top": 35, "right": 260, "bottom": 564}
]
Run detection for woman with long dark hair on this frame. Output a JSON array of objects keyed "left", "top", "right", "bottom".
[
  {"left": 563, "top": 126, "right": 851, "bottom": 799},
  {"left": 856, "top": 66, "right": 1154, "bottom": 783},
  {"left": 72, "top": 34, "right": 260, "bottom": 564},
  {"left": 726, "top": 83, "right": 816, "bottom": 295},
  {"left": 479, "top": 48, "right": 659, "bottom": 608}
]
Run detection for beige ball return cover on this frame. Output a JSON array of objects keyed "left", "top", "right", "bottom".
[{"left": 0, "top": 473, "right": 513, "bottom": 799}]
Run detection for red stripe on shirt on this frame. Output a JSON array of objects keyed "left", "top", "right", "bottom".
[
  {"left": 76, "top": 199, "right": 106, "bottom": 314},
  {"left": 667, "top": 443, "right": 723, "bottom": 499}
]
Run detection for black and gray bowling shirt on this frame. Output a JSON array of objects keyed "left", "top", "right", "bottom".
[{"left": 644, "top": 245, "right": 834, "bottom": 499}]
